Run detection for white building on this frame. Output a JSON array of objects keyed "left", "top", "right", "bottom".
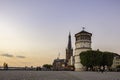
[
  {"left": 74, "top": 29, "right": 92, "bottom": 71},
  {"left": 112, "top": 56, "right": 120, "bottom": 68}
]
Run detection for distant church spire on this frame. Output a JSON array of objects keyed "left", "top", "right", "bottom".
[
  {"left": 67, "top": 32, "right": 72, "bottom": 49},
  {"left": 66, "top": 32, "right": 73, "bottom": 64}
]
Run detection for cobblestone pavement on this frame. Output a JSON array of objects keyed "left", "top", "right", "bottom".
[{"left": 0, "top": 71, "right": 120, "bottom": 80}]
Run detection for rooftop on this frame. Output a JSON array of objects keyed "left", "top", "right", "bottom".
[{"left": 75, "top": 30, "right": 92, "bottom": 36}]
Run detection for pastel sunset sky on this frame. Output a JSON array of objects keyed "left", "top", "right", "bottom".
[{"left": 0, "top": 0, "right": 120, "bottom": 67}]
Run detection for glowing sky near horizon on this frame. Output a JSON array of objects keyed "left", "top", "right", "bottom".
[{"left": 0, "top": 0, "right": 120, "bottom": 67}]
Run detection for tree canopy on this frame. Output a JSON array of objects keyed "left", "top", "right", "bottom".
[
  {"left": 80, "top": 50, "right": 117, "bottom": 68},
  {"left": 43, "top": 64, "right": 53, "bottom": 69}
]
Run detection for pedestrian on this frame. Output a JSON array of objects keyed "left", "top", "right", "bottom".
[
  {"left": 104, "top": 65, "right": 108, "bottom": 72},
  {"left": 100, "top": 66, "right": 104, "bottom": 73},
  {"left": 97, "top": 67, "right": 100, "bottom": 73}
]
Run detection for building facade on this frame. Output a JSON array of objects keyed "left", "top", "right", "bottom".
[
  {"left": 112, "top": 56, "right": 120, "bottom": 68},
  {"left": 74, "top": 29, "right": 92, "bottom": 71},
  {"left": 53, "top": 58, "right": 66, "bottom": 71}
]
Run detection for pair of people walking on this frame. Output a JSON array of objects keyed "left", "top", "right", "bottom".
[{"left": 98, "top": 65, "right": 108, "bottom": 73}]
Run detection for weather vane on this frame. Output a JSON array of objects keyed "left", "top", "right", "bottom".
[{"left": 82, "top": 27, "right": 85, "bottom": 31}]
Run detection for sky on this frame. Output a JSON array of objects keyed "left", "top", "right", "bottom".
[{"left": 0, "top": 0, "right": 120, "bottom": 67}]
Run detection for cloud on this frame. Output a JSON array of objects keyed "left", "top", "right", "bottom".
[
  {"left": 16, "top": 56, "right": 26, "bottom": 58},
  {"left": 1, "top": 53, "right": 14, "bottom": 57},
  {"left": 1, "top": 53, "right": 26, "bottom": 59}
]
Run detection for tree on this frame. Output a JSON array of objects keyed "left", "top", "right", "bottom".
[
  {"left": 3, "top": 62, "right": 8, "bottom": 70},
  {"left": 102, "top": 52, "right": 114, "bottom": 66},
  {"left": 80, "top": 50, "right": 116, "bottom": 70},
  {"left": 43, "top": 64, "right": 53, "bottom": 70},
  {"left": 80, "top": 50, "right": 96, "bottom": 68}
]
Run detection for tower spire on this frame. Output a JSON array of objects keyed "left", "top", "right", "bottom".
[
  {"left": 66, "top": 32, "right": 73, "bottom": 65},
  {"left": 68, "top": 32, "right": 72, "bottom": 49}
]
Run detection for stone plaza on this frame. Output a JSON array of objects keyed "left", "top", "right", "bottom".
[{"left": 0, "top": 71, "right": 119, "bottom": 80}]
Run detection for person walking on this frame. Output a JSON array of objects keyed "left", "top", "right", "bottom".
[{"left": 100, "top": 66, "right": 104, "bottom": 73}]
